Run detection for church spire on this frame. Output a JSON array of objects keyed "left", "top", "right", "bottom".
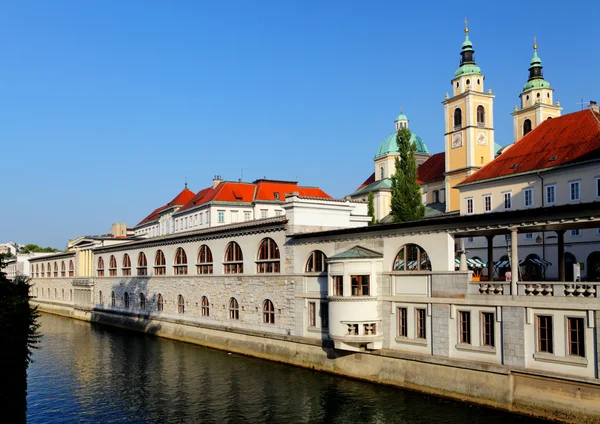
[
  {"left": 455, "top": 20, "right": 481, "bottom": 77},
  {"left": 523, "top": 37, "right": 550, "bottom": 91}
]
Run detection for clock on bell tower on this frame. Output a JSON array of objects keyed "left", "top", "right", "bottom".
[{"left": 442, "top": 21, "right": 495, "bottom": 213}]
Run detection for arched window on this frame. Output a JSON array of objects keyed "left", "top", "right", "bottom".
[
  {"left": 137, "top": 252, "right": 148, "bottom": 276},
  {"left": 97, "top": 257, "right": 105, "bottom": 277},
  {"left": 454, "top": 108, "right": 462, "bottom": 128},
  {"left": 229, "top": 297, "right": 239, "bottom": 320},
  {"left": 124, "top": 292, "right": 130, "bottom": 308},
  {"left": 177, "top": 294, "right": 185, "bottom": 314},
  {"left": 477, "top": 105, "right": 485, "bottom": 126},
  {"left": 157, "top": 293, "right": 164, "bottom": 312},
  {"left": 61, "top": 261, "right": 66, "bottom": 277},
  {"left": 154, "top": 250, "right": 166, "bottom": 275},
  {"left": 140, "top": 293, "right": 146, "bottom": 310},
  {"left": 53, "top": 262, "right": 58, "bottom": 277},
  {"left": 41, "top": 264, "right": 44, "bottom": 278},
  {"left": 122, "top": 254, "right": 131, "bottom": 276},
  {"left": 99, "top": 290, "right": 103, "bottom": 305},
  {"left": 263, "top": 299, "right": 275, "bottom": 324},
  {"left": 257, "top": 238, "right": 280, "bottom": 273},
  {"left": 224, "top": 242, "right": 243, "bottom": 274},
  {"left": 393, "top": 244, "right": 432, "bottom": 271},
  {"left": 174, "top": 248, "right": 188, "bottom": 275},
  {"left": 201, "top": 296, "right": 209, "bottom": 316},
  {"left": 305, "top": 250, "right": 327, "bottom": 273},
  {"left": 196, "top": 245, "right": 213, "bottom": 274},
  {"left": 111, "top": 291, "right": 115, "bottom": 306},
  {"left": 523, "top": 119, "right": 532, "bottom": 136},
  {"left": 109, "top": 255, "right": 117, "bottom": 276},
  {"left": 47, "top": 262, "right": 51, "bottom": 277},
  {"left": 68, "top": 260, "right": 74, "bottom": 277},
  {"left": 380, "top": 166, "right": 385, "bottom": 180}
]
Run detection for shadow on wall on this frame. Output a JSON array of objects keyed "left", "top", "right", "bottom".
[{"left": 90, "top": 277, "right": 162, "bottom": 337}]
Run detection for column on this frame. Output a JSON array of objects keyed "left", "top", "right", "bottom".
[
  {"left": 486, "top": 235, "right": 494, "bottom": 281},
  {"left": 511, "top": 228, "right": 519, "bottom": 295},
  {"left": 459, "top": 238, "right": 467, "bottom": 271},
  {"left": 557, "top": 230, "right": 565, "bottom": 282}
]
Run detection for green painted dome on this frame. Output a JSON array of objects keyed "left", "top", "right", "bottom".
[
  {"left": 375, "top": 132, "right": 429, "bottom": 159},
  {"left": 395, "top": 114, "right": 408, "bottom": 121},
  {"left": 455, "top": 63, "right": 481, "bottom": 77},
  {"left": 523, "top": 78, "right": 550, "bottom": 91}
]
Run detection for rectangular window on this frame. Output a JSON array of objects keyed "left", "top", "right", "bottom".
[
  {"left": 261, "top": 209, "right": 268, "bottom": 219},
  {"left": 231, "top": 211, "right": 238, "bottom": 223},
  {"left": 398, "top": 307, "right": 408, "bottom": 337},
  {"left": 568, "top": 317, "right": 585, "bottom": 357},
  {"left": 503, "top": 192, "right": 512, "bottom": 210},
  {"left": 309, "top": 302, "right": 316, "bottom": 327},
  {"left": 467, "top": 236, "right": 474, "bottom": 243},
  {"left": 244, "top": 211, "right": 251, "bottom": 221},
  {"left": 275, "top": 210, "right": 282, "bottom": 216},
  {"left": 333, "top": 276, "right": 343, "bottom": 296},
  {"left": 351, "top": 275, "right": 370, "bottom": 296},
  {"left": 596, "top": 177, "right": 600, "bottom": 198},
  {"left": 218, "top": 211, "right": 225, "bottom": 223},
  {"left": 199, "top": 214, "right": 203, "bottom": 225},
  {"left": 416, "top": 308, "right": 426, "bottom": 339},
  {"left": 571, "top": 229, "right": 581, "bottom": 237},
  {"left": 466, "top": 198, "right": 474, "bottom": 214},
  {"left": 481, "top": 312, "right": 495, "bottom": 347},
  {"left": 483, "top": 195, "right": 492, "bottom": 212},
  {"left": 459, "top": 311, "right": 471, "bottom": 344},
  {"left": 320, "top": 303, "right": 328, "bottom": 328},
  {"left": 206, "top": 211, "right": 210, "bottom": 225},
  {"left": 569, "top": 181, "right": 580, "bottom": 201},
  {"left": 524, "top": 188, "right": 533, "bottom": 207},
  {"left": 525, "top": 233, "right": 533, "bottom": 240},
  {"left": 546, "top": 185, "right": 556, "bottom": 205},
  {"left": 537, "top": 315, "right": 553, "bottom": 353}
]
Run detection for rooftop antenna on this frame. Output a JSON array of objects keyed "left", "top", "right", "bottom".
[{"left": 576, "top": 98, "right": 588, "bottom": 110}]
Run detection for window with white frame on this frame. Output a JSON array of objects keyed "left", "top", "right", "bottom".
[
  {"left": 503, "top": 192, "right": 512, "bottom": 210},
  {"left": 524, "top": 188, "right": 533, "bottom": 207},
  {"left": 275, "top": 210, "right": 282, "bottom": 216},
  {"left": 218, "top": 211, "right": 225, "bottom": 223},
  {"left": 244, "top": 211, "right": 251, "bottom": 221},
  {"left": 546, "top": 185, "right": 556, "bottom": 205},
  {"left": 569, "top": 181, "right": 580, "bottom": 202},
  {"left": 205, "top": 211, "right": 209, "bottom": 224},
  {"left": 483, "top": 195, "right": 492, "bottom": 212},
  {"left": 466, "top": 198, "right": 474, "bottom": 214},
  {"left": 261, "top": 209, "right": 268, "bottom": 219},
  {"left": 571, "top": 229, "right": 581, "bottom": 237},
  {"left": 525, "top": 233, "right": 533, "bottom": 240},
  {"left": 199, "top": 213, "right": 203, "bottom": 225}
]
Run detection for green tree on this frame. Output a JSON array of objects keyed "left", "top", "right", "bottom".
[
  {"left": 390, "top": 127, "right": 425, "bottom": 222},
  {"left": 367, "top": 192, "right": 378, "bottom": 225},
  {"left": 21, "top": 244, "right": 59, "bottom": 254}
]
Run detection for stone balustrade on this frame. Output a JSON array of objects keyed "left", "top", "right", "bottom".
[{"left": 472, "top": 281, "right": 598, "bottom": 297}]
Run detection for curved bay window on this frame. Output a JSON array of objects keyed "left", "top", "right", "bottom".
[
  {"left": 53, "top": 262, "right": 58, "bottom": 277},
  {"left": 60, "top": 261, "right": 66, "bottom": 277},
  {"left": 224, "top": 242, "right": 243, "bottom": 274},
  {"left": 177, "top": 294, "right": 185, "bottom": 314},
  {"left": 124, "top": 292, "right": 130, "bottom": 308},
  {"left": 477, "top": 105, "right": 485, "bottom": 126},
  {"left": 454, "top": 108, "right": 462, "bottom": 128},
  {"left": 157, "top": 293, "right": 164, "bottom": 312},
  {"left": 109, "top": 255, "right": 117, "bottom": 276},
  {"left": 393, "top": 244, "right": 431, "bottom": 271},
  {"left": 97, "top": 257, "right": 105, "bottom": 277},
  {"left": 257, "top": 238, "right": 280, "bottom": 273},
  {"left": 196, "top": 245, "right": 213, "bottom": 274},
  {"left": 137, "top": 252, "right": 148, "bottom": 276},
  {"left": 229, "top": 297, "right": 239, "bottom": 320},
  {"left": 263, "top": 299, "right": 275, "bottom": 324},
  {"left": 305, "top": 250, "right": 327, "bottom": 273},
  {"left": 68, "top": 260, "right": 74, "bottom": 277},
  {"left": 523, "top": 119, "right": 532, "bottom": 136},
  {"left": 140, "top": 293, "right": 146, "bottom": 310},
  {"left": 201, "top": 296, "right": 209, "bottom": 316},
  {"left": 174, "top": 248, "right": 188, "bottom": 275},
  {"left": 154, "top": 250, "right": 166, "bottom": 275},
  {"left": 122, "top": 254, "right": 132, "bottom": 276}
]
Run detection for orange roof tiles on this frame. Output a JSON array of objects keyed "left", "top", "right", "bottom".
[
  {"left": 417, "top": 152, "right": 446, "bottom": 184},
  {"left": 461, "top": 109, "right": 600, "bottom": 185},
  {"left": 137, "top": 188, "right": 196, "bottom": 226}
]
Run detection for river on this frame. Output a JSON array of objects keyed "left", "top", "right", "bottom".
[{"left": 26, "top": 313, "right": 545, "bottom": 423}]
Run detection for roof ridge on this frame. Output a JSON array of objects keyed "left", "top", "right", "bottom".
[{"left": 590, "top": 108, "right": 600, "bottom": 127}]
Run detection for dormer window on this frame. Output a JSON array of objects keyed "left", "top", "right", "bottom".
[{"left": 274, "top": 192, "right": 280, "bottom": 200}]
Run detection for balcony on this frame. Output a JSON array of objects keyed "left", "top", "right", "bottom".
[{"left": 470, "top": 281, "right": 598, "bottom": 297}]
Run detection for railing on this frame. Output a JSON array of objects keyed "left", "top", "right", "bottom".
[
  {"left": 340, "top": 321, "right": 379, "bottom": 336},
  {"left": 473, "top": 281, "right": 598, "bottom": 297}
]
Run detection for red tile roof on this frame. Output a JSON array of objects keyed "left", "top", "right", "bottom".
[
  {"left": 461, "top": 109, "right": 600, "bottom": 185},
  {"left": 355, "top": 173, "right": 375, "bottom": 191},
  {"left": 417, "top": 152, "right": 446, "bottom": 184},
  {"left": 136, "top": 188, "right": 196, "bottom": 226}
]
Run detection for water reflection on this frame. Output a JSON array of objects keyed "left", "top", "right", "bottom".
[{"left": 27, "top": 313, "right": 546, "bottom": 423}]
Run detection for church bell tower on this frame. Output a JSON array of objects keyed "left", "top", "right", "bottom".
[{"left": 442, "top": 22, "right": 495, "bottom": 213}]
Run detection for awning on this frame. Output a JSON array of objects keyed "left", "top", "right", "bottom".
[
  {"left": 454, "top": 258, "right": 487, "bottom": 269},
  {"left": 494, "top": 258, "right": 552, "bottom": 268}
]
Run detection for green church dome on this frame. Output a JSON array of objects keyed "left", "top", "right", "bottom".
[
  {"left": 375, "top": 132, "right": 429, "bottom": 159},
  {"left": 395, "top": 114, "right": 408, "bottom": 121}
]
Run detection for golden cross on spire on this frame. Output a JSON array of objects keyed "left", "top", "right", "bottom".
[
  {"left": 533, "top": 35, "right": 537, "bottom": 50},
  {"left": 464, "top": 17, "right": 469, "bottom": 33}
]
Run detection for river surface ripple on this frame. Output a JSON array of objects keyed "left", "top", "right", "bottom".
[{"left": 26, "top": 313, "right": 546, "bottom": 423}]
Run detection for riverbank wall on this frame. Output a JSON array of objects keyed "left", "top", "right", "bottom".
[{"left": 34, "top": 300, "right": 600, "bottom": 424}]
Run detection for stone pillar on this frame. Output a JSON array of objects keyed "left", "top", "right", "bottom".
[
  {"left": 502, "top": 306, "right": 526, "bottom": 367},
  {"left": 557, "top": 230, "right": 565, "bottom": 282},
  {"left": 511, "top": 228, "right": 519, "bottom": 295},
  {"left": 459, "top": 238, "right": 467, "bottom": 271},
  {"left": 486, "top": 235, "right": 494, "bottom": 281},
  {"left": 431, "top": 304, "right": 450, "bottom": 357}
]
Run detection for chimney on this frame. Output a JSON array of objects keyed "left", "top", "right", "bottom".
[
  {"left": 590, "top": 100, "right": 599, "bottom": 113},
  {"left": 212, "top": 175, "right": 223, "bottom": 189}
]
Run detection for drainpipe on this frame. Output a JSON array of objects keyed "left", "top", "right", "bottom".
[{"left": 536, "top": 172, "right": 545, "bottom": 266}]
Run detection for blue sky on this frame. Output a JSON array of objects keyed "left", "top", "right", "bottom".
[{"left": 1, "top": 1, "right": 599, "bottom": 248}]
